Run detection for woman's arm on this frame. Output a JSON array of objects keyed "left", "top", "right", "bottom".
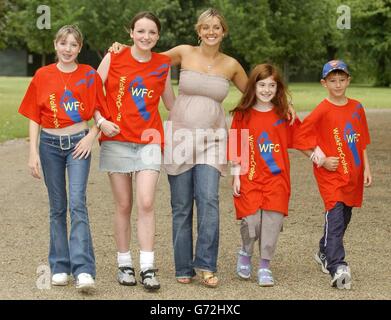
[
  {"left": 162, "top": 45, "right": 191, "bottom": 66},
  {"left": 28, "top": 120, "right": 41, "bottom": 179},
  {"left": 230, "top": 60, "right": 248, "bottom": 93},
  {"left": 161, "top": 68, "right": 176, "bottom": 110}
]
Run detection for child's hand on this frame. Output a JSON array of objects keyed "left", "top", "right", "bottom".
[
  {"left": 287, "top": 103, "right": 296, "bottom": 126},
  {"left": 311, "top": 146, "right": 326, "bottom": 167},
  {"left": 72, "top": 133, "right": 95, "bottom": 159},
  {"left": 322, "top": 157, "right": 339, "bottom": 171},
  {"left": 28, "top": 151, "right": 41, "bottom": 179},
  {"left": 364, "top": 166, "right": 372, "bottom": 187},
  {"left": 232, "top": 176, "right": 241, "bottom": 197},
  {"left": 100, "top": 120, "right": 120, "bottom": 138},
  {"left": 109, "top": 42, "right": 126, "bottom": 54}
]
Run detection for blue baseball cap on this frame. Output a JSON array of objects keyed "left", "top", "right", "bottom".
[{"left": 322, "top": 60, "right": 350, "bottom": 79}]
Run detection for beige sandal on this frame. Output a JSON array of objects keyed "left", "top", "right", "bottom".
[{"left": 200, "top": 271, "right": 218, "bottom": 288}]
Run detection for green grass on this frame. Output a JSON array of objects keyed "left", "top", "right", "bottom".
[
  {"left": 0, "top": 77, "right": 31, "bottom": 142},
  {"left": 287, "top": 82, "right": 391, "bottom": 111},
  {"left": 1, "top": 76, "right": 390, "bottom": 142}
]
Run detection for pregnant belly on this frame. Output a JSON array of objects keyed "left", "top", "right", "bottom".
[{"left": 170, "top": 98, "right": 223, "bottom": 129}]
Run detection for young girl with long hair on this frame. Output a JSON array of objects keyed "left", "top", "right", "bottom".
[{"left": 229, "top": 64, "right": 305, "bottom": 287}]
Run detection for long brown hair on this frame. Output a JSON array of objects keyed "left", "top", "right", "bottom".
[{"left": 230, "top": 64, "right": 290, "bottom": 120}]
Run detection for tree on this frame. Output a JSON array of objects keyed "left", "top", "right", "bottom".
[
  {"left": 212, "top": 0, "right": 340, "bottom": 81},
  {"left": 152, "top": 0, "right": 215, "bottom": 51},
  {"left": 78, "top": 0, "right": 152, "bottom": 59},
  {"left": 0, "top": 0, "right": 11, "bottom": 49},
  {"left": 214, "top": 0, "right": 275, "bottom": 69},
  {"left": 78, "top": 0, "right": 211, "bottom": 58},
  {"left": 266, "top": 0, "right": 340, "bottom": 81},
  {"left": 5, "top": 0, "right": 84, "bottom": 65},
  {"left": 344, "top": 0, "right": 391, "bottom": 86}
]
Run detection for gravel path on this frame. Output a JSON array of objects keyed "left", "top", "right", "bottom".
[{"left": 0, "top": 111, "right": 390, "bottom": 300}]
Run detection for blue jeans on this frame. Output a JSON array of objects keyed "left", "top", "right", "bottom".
[
  {"left": 39, "top": 130, "right": 96, "bottom": 278},
  {"left": 168, "top": 165, "right": 220, "bottom": 278}
]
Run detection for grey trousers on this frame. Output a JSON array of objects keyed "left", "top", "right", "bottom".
[{"left": 240, "top": 210, "right": 284, "bottom": 260}]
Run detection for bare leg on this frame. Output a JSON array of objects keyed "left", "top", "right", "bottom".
[
  {"left": 135, "top": 170, "right": 160, "bottom": 251},
  {"left": 109, "top": 173, "right": 133, "bottom": 252}
]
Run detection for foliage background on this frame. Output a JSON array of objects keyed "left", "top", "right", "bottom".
[{"left": 0, "top": 0, "right": 390, "bottom": 85}]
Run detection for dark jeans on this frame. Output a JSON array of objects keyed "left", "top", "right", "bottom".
[
  {"left": 319, "top": 202, "right": 352, "bottom": 276},
  {"left": 168, "top": 165, "right": 220, "bottom": 278},
  {"left": 40, "top": 129, "right": 96, "bottom": 278}
]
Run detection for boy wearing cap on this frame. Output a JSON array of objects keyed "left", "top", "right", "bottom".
[{"left": 296, "top": 60, "right": 372, "bottom": 289}]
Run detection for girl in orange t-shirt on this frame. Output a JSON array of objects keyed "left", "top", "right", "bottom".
[
  {"left": 229, "top": 64, "right": 307, "bottom": 287},
  {"left": 94, "top": 12, "right": 175, "bottom": 290},
  {"left": 18, "top": 25, "right": 107, "bottom": 292}
]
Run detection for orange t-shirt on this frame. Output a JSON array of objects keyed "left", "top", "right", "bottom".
[
  {"left": 18, "top": 64, "right": 106, "bottom": 128},
  {"left": 295, "top": 98, "right": 370, "bottom": 210},
  {"left": 100, "top": 48, "right": 170, "bottom": 145},
  {"left": 229, "top": 108, "right": 303, "bottom": 218}
]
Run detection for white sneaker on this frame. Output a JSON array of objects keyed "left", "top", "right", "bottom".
[
  {"left": 331, "top": 265, "right": 351, "bottom": 290},
  {"left": 76, "top": 273, "right": 95, "bottom": 293},
  {"left": 51, "top": 273, "right": 69, "bottom": 286},
  {"left": 257, "top": 268, "right": 274, "bottom": 287}
]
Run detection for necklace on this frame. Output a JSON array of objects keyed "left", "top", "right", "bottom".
[
  {"left": 207, "top": 55, "right": 218, "bottom": 70},
  {"left": 58, "top": 71, "right": 73, "bottom": 90},
  {"left": 201, "top": 49, "right": 219, "bottom": 72},
  {"left": 57, "top": 63, "right": 78, "bottom": 91},
  {"left": 57, "top": 63, "right": 76, "bottom": 90}
]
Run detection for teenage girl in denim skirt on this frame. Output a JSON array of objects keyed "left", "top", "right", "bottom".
[{"left": 95, "top": 12, "right": 175, "bottom": 290}]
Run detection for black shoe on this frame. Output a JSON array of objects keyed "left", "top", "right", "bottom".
[
  {"left": 139, "top": 269, "right": 160, "bottom": 291},
  {"left": 117, "top": 267, "right": 137, "bottom": 286}
]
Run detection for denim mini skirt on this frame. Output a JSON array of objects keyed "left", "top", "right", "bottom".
[{"left": 99, "top": 141, "right": 161, "bottom": 173}]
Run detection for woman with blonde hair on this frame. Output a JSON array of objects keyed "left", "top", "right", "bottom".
[{"left": 162, "top": 8, "right": 247, "bottom": 287}]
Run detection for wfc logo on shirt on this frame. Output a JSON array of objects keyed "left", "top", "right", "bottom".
[
  {"left": 258, "top": 142, "right": 280, "bottom": 153},
  {"left": 59, "top": 90, "right": 83, "bottom": 123},
  {"left": 343, "top": 122, "right": 361, "bottom": 166},
  {"left": 130, "top": 86, "right": 154, "bottom": 98},
  {"left": 128, "top": 76, "right": 154, "bottom": 121},
  {"left": 257, "top": 132, "right": 281, "bottom": 175}
]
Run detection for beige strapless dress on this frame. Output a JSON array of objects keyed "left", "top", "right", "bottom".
[{"left": 164, "top": 69, "right": 230, "bottom": 176}]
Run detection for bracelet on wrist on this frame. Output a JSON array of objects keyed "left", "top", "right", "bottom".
[{"left": 97, "top": 117, "right": 106, "bottom": 129}]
